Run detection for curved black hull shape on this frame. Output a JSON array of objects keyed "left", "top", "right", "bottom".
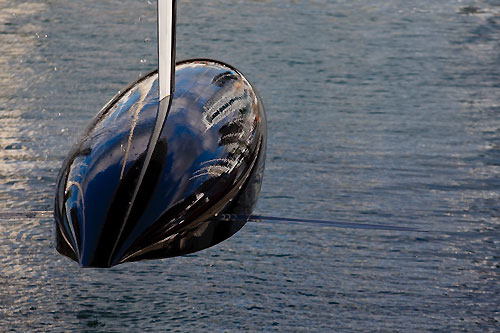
[{"left": 54, "top": 59, "right": 267, "bottom": 267}]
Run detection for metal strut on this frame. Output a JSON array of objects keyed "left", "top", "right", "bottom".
[
  {"left": 158, "top": 0, "right": 176, "bottom": 100},
  {"left": 108, "top": 0, "right": 177, "bottom": 265}
]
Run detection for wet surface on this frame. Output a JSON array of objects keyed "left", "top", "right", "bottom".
[{"left": 1, "top": 0, "right": 499, "bottom": 331}]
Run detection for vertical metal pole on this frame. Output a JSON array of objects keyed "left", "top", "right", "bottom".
[
  {"left": 158, "top": 0, "right": 176, "bottom": 100},
  {"left": 109, "top": 0, "right": 177, "bottom": 265}
]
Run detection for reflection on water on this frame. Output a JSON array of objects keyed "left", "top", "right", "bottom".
[
  {"left": 0, "top": 2, "right": 49, "bottom": 211},
  {"left": 0, "top": 3, "right": 48, "bottom": 97},
  {"left": 1, "top": 0, "right": 499, "bottom": 331}
]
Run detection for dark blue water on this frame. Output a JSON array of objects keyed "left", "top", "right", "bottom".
[{"left": 1, "top": 0, "right": 499, "bottom": 331}]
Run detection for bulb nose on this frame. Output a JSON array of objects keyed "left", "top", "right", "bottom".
[{"left": 79, "top": 248, "right": 111, "bottom": 268}]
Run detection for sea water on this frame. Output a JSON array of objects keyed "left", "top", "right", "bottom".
[{"left": 0, "top": 0, "right": 498, "bottom": 331}]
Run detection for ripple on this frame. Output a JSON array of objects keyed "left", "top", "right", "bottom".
[{"left": 1, "top": 0, "right": 500, "bottom": 331}]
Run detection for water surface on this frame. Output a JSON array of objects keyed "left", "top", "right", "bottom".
[{"left": 1, "top": 0, "right": 499, "bottom": 331}]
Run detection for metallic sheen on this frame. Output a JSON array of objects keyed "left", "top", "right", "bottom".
[{"left": 54, "top": 59, "right": 267, "bottom": 267}]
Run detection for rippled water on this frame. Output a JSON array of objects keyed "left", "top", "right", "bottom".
[{"left": 1, "top": 0, "right": 499, "bottom": 331}]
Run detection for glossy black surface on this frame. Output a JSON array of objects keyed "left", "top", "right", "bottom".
[{"left": 54, "top": 60, "right": 266, "bottom": 267}]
